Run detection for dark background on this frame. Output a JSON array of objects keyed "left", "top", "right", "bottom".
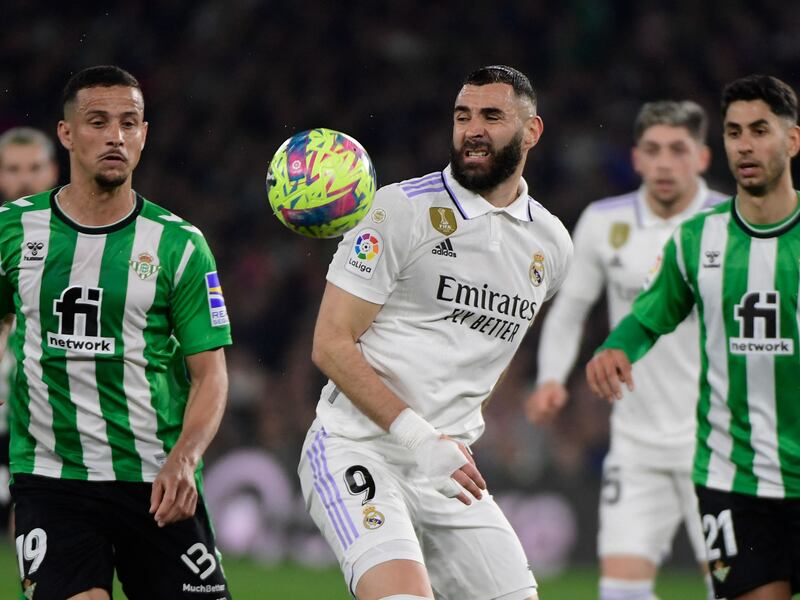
[{"left": 3, "top": 0, "right": 799, "bottom": 569}]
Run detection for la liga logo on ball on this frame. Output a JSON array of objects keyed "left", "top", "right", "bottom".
[{"left": 266, "top": 128, "right": 377, "bottom": 238}]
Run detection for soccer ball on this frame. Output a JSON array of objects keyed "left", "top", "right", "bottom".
[{"left": 266, "top": 128, "right": 377, "bottom": 238}]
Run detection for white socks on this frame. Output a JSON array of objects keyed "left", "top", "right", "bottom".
[{"left": 599, "top": 577, "right": 658, "bottom": 600}]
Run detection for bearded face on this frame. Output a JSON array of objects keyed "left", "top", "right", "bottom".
[{"left": 450, "top": 129, "right": 523, "bottom": 193}]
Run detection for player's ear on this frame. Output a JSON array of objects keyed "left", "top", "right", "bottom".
[
  {"left": 787, "top": 124, "right": 800, "bottom": 158},
  {"left": 697, "top": 144, "right": 711, "bottom": 173},
  {"left": 141, "top": 120, "right": 148, "bottom": 150},
  {"left": 523, "top": 115, "right": 543, "bottom": 150},
  {"left": 57, "top": 120, "right": 72, "bottom": 152},
  {"left": 631, "top": 146, "right": 643, "bottom": 176}
]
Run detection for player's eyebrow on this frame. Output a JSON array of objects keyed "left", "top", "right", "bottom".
[
  {"left": 480, "top": 107, "right": 505, "bottom": 118},
  {"left": 84, "top": 109, "right": 141, "bottom": 119},
  {"left": 725, "top": 118, "right": 769, "bottom": 129},
  {"left": 453, "top": 105, "right": 505, "bottom": 117}
]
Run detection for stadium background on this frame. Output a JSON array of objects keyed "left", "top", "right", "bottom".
[{"left": 1, "top": 1, "right": 798, "bottom": 598}]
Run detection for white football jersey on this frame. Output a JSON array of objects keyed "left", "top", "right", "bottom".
[
  {"left": 317, "top": 166, "right": 573, "bottom": 450},
  {"left": 537, "top": 181, "right": 727, "bottom": 469}
]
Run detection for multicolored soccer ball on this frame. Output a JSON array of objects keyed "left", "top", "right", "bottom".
[{"left": 266, "top": 128, "right": 377, "bottom": 238}]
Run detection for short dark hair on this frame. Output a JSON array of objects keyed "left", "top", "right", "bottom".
[
  {"left": 721, "top": 75, "right": 797, "bottom": 123},
  {"left": 0, "top": 127, "right": 56, "bottom": 163},
  {"left": 61, "top": 65, "right": 142, "bottom": 115},
  {"left": 463, "top": 65, "right": 536, "bottom": 108},
  {"left": 634, "top": 100, "right": 708, "bottom": 143}
]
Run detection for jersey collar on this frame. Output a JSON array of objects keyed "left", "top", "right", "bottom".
[
  {"left": 51, "top": 186, "right": 144, "bottom": 235},
  {"left": 635, "top": 178, "right": 710, "bottom": 228},
  {"left": 441, "top": 165, "right": 533, "bottom": 222}
]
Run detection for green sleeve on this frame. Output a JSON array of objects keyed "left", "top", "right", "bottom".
[
  {"left": 599, "top": 234, "right": 695, "bottom": 362},
  {"left": 599, "top": 313, "right": 661, "bottom": 362},
  {"left": 170, "top": 236, "right": 232, "bottom": 355}
]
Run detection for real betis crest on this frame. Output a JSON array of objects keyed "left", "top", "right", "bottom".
[
  {"left": 129, "top": 252, "right": 161, "bottom": 280},
  {"left": 712, "top": 559, "right": 730, "bottom": 582},
  {"left": 609, "top": 222, "right": 630, "bottom": 249}
]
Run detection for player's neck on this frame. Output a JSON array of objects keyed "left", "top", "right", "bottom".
[
  {"left": 483, "top": 169, "right": 525, "bottom": 208},
  {"left": 736, "top": 173, "right": 797, "bottom": 225},
  {"left": 57, "top": 180, "right": 136, "bottom": 227},
  {"left": 644, "top": 180, "right": 698, "bottom": 220}
]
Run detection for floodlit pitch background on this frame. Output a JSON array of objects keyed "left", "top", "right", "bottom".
[{"left": 2, "top": 2, "right": 799, "bottom": 598}]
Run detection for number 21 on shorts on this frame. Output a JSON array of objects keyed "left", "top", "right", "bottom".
[
  {"left": 703, "top": 508, "right": 739, "bottom": 560},
  {"left": 16, "top": 528, "right": 47, "bottom": 579}
]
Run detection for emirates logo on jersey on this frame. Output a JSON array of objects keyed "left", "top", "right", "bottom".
[{"left": 129, "top": 252, "right": 161, "bottom": 280}]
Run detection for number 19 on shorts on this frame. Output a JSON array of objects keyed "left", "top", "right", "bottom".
[{"left": 16, "top": 528, "right": 48, "bottom": 580}]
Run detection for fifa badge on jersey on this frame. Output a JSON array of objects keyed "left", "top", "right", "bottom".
[
  {"left": 712, "top": 559, "right": 730, "bottom": 583},
  {"left": 529, "top": 252, "right": 545, "bottom": 287},
  {"left": 429, "top": 207, "right": 457, "bottom": 235},
  {"left": 205, "top": 271, "right": 229, "bottom": 327},
  {"left": 129, "top": 251, "right": 161, "bottom": 280},
  {"left": 362, "top": 505, "right": 385, "bottom": 530},
  {"left": 609, "top": 222, "right": 630, "bottom": 249},
  {"left": 345, "top": 229, "right": 383, "bottom": 279}
]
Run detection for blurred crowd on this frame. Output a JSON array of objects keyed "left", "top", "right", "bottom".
[{"left": 2, "top": 0, "right": 799, "bottom": 497}]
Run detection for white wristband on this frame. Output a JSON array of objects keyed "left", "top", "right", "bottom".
[{"left": 389, "top": 408, "right": 439, "bottom": 450}]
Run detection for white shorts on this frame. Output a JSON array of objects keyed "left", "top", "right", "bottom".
[
  {"left": 597, "top": 452, "right": 706, "bottom": 565},
  {"left": 298, "top": 422, "right": 537, "bottom": 600}
]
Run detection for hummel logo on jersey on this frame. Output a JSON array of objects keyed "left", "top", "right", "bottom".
[
  {"left": 432, "top": 238, "right": 457, "bottom": 258},
  {"left": 23, "top": 241, "right": 45, "bottom": 261},
  {"left": 730, "top": 290, "right": 793, "bottom": 355},
  {"left": 48, "top": 286, "right": 115, "bottom": 354},
  {"left": 703, "top": 250, "right": 721, "bottom": 268},
  {"left": 608, "top": 255, "right": 623, "bottom": 268}
]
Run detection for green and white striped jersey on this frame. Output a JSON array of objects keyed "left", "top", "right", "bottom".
[
  {"left": 618, "top": 195, "right": 800, "bottom": 498},
  {"left": 0, "top": 188, "right": 232, "bottom": 482}
]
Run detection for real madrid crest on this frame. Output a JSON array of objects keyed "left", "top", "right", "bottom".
[
  {"left": 129, "top": 252, "right": 161, "bottom": 280},
  {"left": 609, "top": 222, "right": 630, "bottom": 249},
  {"left": 362, "top": 505, "right": 385, "bottom": 530},
  {"left": 529, "top": 252, "right": 545, "bottom": 287},
  {"left": 429, "top": 207, "right": 457, "bottom": 236}
]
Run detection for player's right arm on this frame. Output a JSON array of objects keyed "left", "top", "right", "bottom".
[
  {"left": 527, "top": 206, "right": 607, "bottom": 423},
  {"left": 312, "top": 281, "right": 486, "bottom": 505},
  {"left": 587, "top": 231, "right": 695, "bottom": 402},
  {"left": 0, "top": 314, "right": 12, "bottom": 362}
]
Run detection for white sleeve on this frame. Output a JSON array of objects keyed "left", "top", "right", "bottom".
[
  {"left": 326, "top": 185, "right": 416, "bottom": 304},
  {"left": 543, "top": 218, "right": 574, "bottom": 302},
  {"left": 536, "top": 206, "right": 607, "bottom": 384}
]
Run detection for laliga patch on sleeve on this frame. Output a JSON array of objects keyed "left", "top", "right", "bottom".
[
  {"left": 345, "top": 229, "right": 384, "bottom": 280},
  {"left": 205, "top": 271, "right": 230, "bottom": 327}
]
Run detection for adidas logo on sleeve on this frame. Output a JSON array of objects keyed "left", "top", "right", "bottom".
[{"left": 432, "top": 238, "right": 457, "bottom": 258}]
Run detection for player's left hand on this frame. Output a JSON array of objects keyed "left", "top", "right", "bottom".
[
  {"left": 149, "top": 453, "right": 199, "bottom": 527},
  {"left": 585, "top": 349, "right": 634, "bottom": 402}
]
